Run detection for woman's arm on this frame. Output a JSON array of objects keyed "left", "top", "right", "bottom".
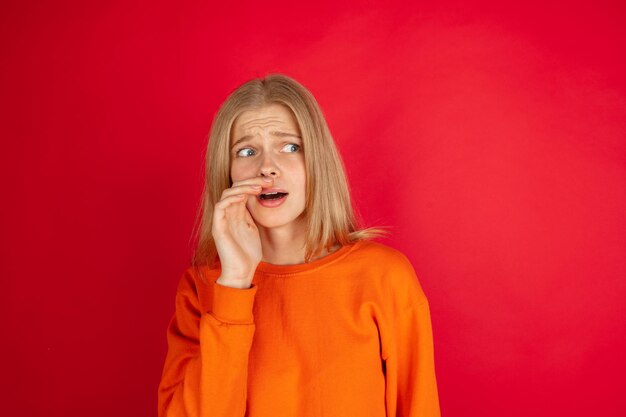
[
  {"left": 381, "top": 253, "right": 441, "bottom": 417},
  {"left": 384, "top": 299, "right": 441, "bottom": 417},
  {"left": 157, "top": 269, "right": 257, "bottom": 417}
]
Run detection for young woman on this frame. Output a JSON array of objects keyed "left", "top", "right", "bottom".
[{"left": 157, "top": 74, "right": 441, "bottom": 417}]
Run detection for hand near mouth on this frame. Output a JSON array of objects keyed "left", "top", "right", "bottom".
[{"left": 211, "top": 176, "right": 274, "bottom": 288}]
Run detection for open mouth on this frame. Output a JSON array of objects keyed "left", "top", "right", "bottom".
[{"left": 259, "top": 192, "right": 288, "bottom": 200}]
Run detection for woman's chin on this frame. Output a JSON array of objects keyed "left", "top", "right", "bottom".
[
  {"left": 250, "top": 213, "right": 306, "bottom": 231},
  {"left": 252, "top": 218, "right": 290, "bottom": 230}
]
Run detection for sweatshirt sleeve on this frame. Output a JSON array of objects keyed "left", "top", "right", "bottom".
[
  {"left": 157, "top": 269, "right": 258, "bottom": 417},
  {"left": 382, "top": 254, "right": 441, "bottom": 417},
  {"left": 384, "top": 300, "right": 441, "bottom": 417}
]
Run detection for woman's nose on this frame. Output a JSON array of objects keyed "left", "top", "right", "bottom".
[{"left": 258, "top": 153, "right": 279, "bottom": 177}]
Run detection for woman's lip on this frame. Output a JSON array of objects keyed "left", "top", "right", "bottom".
[
  {"left": 260, "top": 188, "right": 288, "bottom": 194},
  {"left": 256, "top": 193, "right": 288, "bottom": 208}
]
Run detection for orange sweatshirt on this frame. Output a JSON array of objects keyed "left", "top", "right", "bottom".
[{"left": 157, "top": 239, "right": 441, "bottom": 417}]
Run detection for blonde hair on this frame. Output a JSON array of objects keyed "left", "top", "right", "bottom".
[{"left": 190, "top": 73, "right": 390, "bottom": 277}]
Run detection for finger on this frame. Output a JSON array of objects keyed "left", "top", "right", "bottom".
[
  {"left": 222, "top": 183, "right": 264, "bottom": 199},
  {"left": 223, "top": 191, "right": 251, "bottom": 224},
  {"left": 230, "top": 176, "right": 274, "bottom": 189},
  {"left": 212, "top": 194, "right": 248, "bottom": 236},
  {"left": 244, "top": 206, "right": 256, "bottom": 227},
  {"left": 222, "top": 185, "right": 263, "bottom": 222},
  {"left": 235, "top": 192, "right": 249, "bottom": 220},
  {"left": 215, "top": 194, "right": 247, "bottom": 215}
]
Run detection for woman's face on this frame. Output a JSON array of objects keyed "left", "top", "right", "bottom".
[{"left": 229, "top": 103, "right": 306, "bottom": 230}]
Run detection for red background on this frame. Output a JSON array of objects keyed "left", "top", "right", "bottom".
[{"left": 1, "top": 1, "right": 625, "bottom": 416}]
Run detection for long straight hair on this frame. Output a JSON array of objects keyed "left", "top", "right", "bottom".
[{"left": 191, "top": 73, "right": 390, "bottom": 279}]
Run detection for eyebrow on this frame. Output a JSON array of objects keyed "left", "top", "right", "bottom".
[{"left": 231, "top": 131, "right": 302, "bottom": 150}]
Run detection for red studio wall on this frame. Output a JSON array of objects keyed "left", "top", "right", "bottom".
[{"left": 1, "top": 1, "right": 625, "bottom": 416}]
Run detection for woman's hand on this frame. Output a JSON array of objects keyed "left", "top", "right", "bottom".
[{"left": 211, "top": 176, "right": 274, "bottom": 288}]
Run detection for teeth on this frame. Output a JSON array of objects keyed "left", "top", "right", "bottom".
[{"left": 260, "top": 191, "right": 286, "bottom": 200}]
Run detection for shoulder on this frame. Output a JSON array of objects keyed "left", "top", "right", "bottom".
[
  {"left": 351, "top": 240, "right": 418, "bottom": 278},
  {"left": 351, "top": 240, "right": 429, "bottom": 309},
  {"left": 353, "top": 239, "right": 412, "bottom": 265}
]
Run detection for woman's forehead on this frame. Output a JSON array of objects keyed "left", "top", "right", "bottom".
[
  {"left": 231, "top": 104, "right": 300, "bottom": 141},
  {"left": 235, "top": 104, "right": 295, "bottom": 127}
]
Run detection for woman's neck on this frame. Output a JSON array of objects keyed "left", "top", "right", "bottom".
[{"left": 257, "top": 219, "right": 339, "bottom": 265}]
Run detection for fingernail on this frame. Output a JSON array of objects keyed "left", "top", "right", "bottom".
[{"left": 253, "top": 185, "right": 261, "bottom": 189}]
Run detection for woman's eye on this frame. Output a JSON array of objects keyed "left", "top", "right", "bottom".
[
  {"left": 235, "top": 144, "right": 300, "bottom": 158},
  {"left": 283, "top": 143, "right": 300, "bottom": 153},
  {"left": 235, "top": 148, "right": 255, "bottom": 157}
]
